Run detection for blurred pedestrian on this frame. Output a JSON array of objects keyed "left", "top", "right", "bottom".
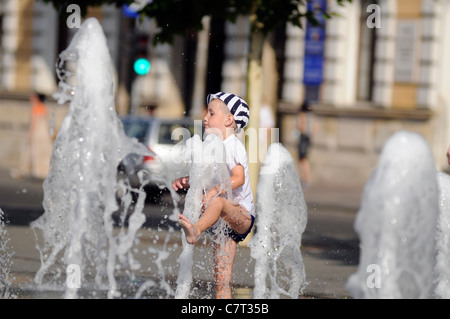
[
  {"left": 447, "top": 144, "right": 450, "bottom": 165},
  {"left": 298, "top": 100, "right": 312, "bottom": 187},
  {"left": 13, "top": 92, "right": 53, "bottom": 180}
]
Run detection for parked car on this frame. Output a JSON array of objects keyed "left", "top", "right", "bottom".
[{"left": 118, "top": 115, "right": 197, "bottom": 194}]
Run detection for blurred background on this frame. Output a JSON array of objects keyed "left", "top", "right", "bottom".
[{"left": 1, "top": 0, "right": 450, "bottom": 191}]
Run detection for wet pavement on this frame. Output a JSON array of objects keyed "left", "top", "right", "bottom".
[{"left": 0, "top": 169, "right": 362, "bottom": 299}]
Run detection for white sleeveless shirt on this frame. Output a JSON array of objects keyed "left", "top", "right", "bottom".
[{"left": 223, "top": 134, "right": 255, "bottom": 216}]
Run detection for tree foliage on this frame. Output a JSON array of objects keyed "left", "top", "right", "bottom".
[{"left": 41, "top": 0, "right": 352, "bottom": 44}]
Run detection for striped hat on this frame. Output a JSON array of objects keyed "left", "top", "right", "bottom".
[{"left": 206, "top": 92, "right": 250, "bottom": 131}]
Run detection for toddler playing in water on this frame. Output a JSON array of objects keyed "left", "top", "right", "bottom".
[{"left": 173, "top": 92, "right": 255, "bottom": 299}]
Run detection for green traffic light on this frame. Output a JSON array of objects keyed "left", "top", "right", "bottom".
[{"left": 134, "top": 58, "right": 151, "bottom": 75}]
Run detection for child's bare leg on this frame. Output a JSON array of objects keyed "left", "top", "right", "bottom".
[
  {"left": 178, "top": 214, "right": 198, "bottom": 244},
  {"left": 179, "top": 197, "right": 251, "bottom": 244},
  {"left": 214, "top": 237, "right": 237, "bottom": 299},
  {"left": 178, "top": 198, "right": 224, "bottom": 244}
]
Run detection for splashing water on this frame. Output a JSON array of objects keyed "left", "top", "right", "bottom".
[
  {"left": 249, "top": 143, "right": 308, "bottom": 298},
  {"left": 175, "top": 134, "right": 233, "bottom": 298},
  {"left": 435, "top": 172, "right": 450, "bottom": 298},
  {"left": 31, "top": 18, "right": 150, "bottom": 299},
  {"left": 346, "top": 131, "right": 439, "bottom": 298},
  {"left": 0, "top": 209, "right": 14, "bottom": 299}
]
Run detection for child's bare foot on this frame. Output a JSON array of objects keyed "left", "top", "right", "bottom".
[{"left": 178, "top": 214, "right": 198, "bottom": 244}]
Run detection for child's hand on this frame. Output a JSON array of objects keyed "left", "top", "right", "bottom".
[{"left": 172, "top": 177, "right": 190, "bottom": 191}]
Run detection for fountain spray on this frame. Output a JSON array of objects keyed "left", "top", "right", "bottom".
[{"left": 31, "top": 18, "right": 150, "bottom": 299}]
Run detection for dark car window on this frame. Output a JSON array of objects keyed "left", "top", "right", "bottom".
[
  {"left": 158, "top": 122, "right": 195, "bottom": 145},
  {"left": 122, "top": 120, "right": 151, "bottom": 143}
]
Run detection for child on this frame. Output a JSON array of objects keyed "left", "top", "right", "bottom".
[{"left": 173, "top": 92, "right": 255, "bottom": 299}]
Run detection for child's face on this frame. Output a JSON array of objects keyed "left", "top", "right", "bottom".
[{"left": 203, "top": 99, "right": 230, "bottom": 138}]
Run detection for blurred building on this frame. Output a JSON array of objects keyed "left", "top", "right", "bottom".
[
  {"left": 0, "top": 0, "right": 449, "bottom": 186},
  {"left": 280, "top": 0, "right": 450, "bottom": 186},
  {"left": 308, "top": 0, "right": 450, "bottom": 185}
]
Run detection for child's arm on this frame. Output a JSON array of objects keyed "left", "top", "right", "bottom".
[
  {"left": 229, "top": 164, "right": 245, "bottom": 190},
  {"left": 172, "top": 176, "right": 190, "bottom": 191}
]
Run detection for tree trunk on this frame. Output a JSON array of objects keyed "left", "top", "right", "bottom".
[
  {"left": 190, "top": 16, "right": 211, "bottom": 119},
  {"left": 246, "top": 27, "right": 265, "bottom": 201}
]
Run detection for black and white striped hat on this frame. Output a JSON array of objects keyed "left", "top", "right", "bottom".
[{"left": 206, "top": 92, "right": 250, "bottom": 131}]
